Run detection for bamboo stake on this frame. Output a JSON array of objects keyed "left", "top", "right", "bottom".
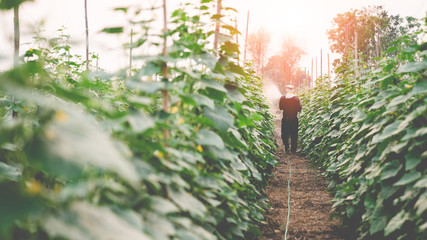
[
  {"left": 162, "top": 0, "right": 170, "bottom": 140},
  {"left": 12, "top": 5, "right": 20, "bottom": 118},
  {"left": 84, "top": 0, "right": 89, "bottom": 70},
  {"left": 311, "top": 58, "right": 313, "bottom": 87},
  {"left": 129, "top": 28, "right": 133, "bottom": 76},
  {"left": 235, "top": 17, "right": 238, "bottom": 44},
  {"left": 355, "top": 31, "right": 358, "bottom": 77},
  {"left": 13, "top": 6, "right": 19, "bottom": 66},
  {"left": 315, "top": 57, "right": 317, "bottom": 80},
  {"left": 320, "top": 48, "right": 322, "bottom": 78},
  {"left": 243, "top": 11, "right": 249, "bottom": 65},
  {"left": 213, "top": 0, "right": 221, "bottom": 50}
]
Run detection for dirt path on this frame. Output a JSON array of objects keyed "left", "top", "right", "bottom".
[{"left": 260, "top": 115, "right": 343, "bottom": 240}]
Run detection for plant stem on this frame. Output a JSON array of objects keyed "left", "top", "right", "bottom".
[
  {"left": 162, "top": 0, "right": 170, "bottom": 140},
  {"left": 213, "top": 0, "right": 221, "bottom": 51},
  {"left": 84, "top": 0, "right": 89, "bottom": 70},
  {"left": 12, "top": 5, "right": 20, "bottom": 118}
]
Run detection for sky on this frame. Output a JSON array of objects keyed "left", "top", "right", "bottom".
[{"left": 0, "top": 0, "right": 426, "bottom": 74}]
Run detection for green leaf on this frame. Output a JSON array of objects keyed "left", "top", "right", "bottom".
[
  {"left": 221, "top": 24, "right": 241, "bottom": 35},
  {"left": 352, "top": 109, "right": 367, "bottom": 122},
  {"left": 43, "top": 202, "right": 150, "bottom": 240},
  {"left": 371, "top": 120, "right": 403, "bottom": 144},
  {"left": 226, "top": 88, "right": 245, "bottom": 103},
  {"left": 194, "top": 80, "right": 227, "bottom": 93},
  {"left": 126, "top": 112, "right": 155, "bottom": 133},
  {"left": 0, "top": 0, "right": 32, "bottom": 9},
  {"left": 168, "top": 189, "right": 207, "bottom": 218},
  {"left": 127, "top": 80, "right": 165, "bottom": 94},
  {"left": 20, "top": 93, "right": 140, "bottom": 185},
  {"left": 198, "top": 52, "right": 217, "bottom": 69},
  {"left": 414, "top": 127, "right": 427, "bottom": 138},
  {"left": 414, "top": 191, "right": 427, "bottom": 215},
  {"left": 408, "top": 81, "right": 427, "bottom": 97},
  {"left": 393, "top": 171, "right": 421, "bottom": 186},
  {"left": 0, "top": 183, "right": 41, "bottom": 230},
  {"left": 188, "top": 93, "right": 214, "bottom": 109},
  {"left": 150, "top": 197, "right": 179, "bottom": 215},
  {"left": 387, "top": 94, "right": 411, "bottom": 108},
  {"left": 369, "top": 203, "right": 387, "bottom": 235},
  {"left": 221, "top": 41, "right": 240, "bottom": 55},
  {"left": 204, "top": 106, "right": 234, "bottom": 131},
  {"left": 396, "top": 60, "right": 427, "bottom": 73},
  {"left": 380, "top": 160, "right": 401, "bottom": 180},
  {"left": 227, "top": 128, "right": 248, "bottom": 149},
  {"left": 113, "top": 7, "right": 128, "bottom": 13},
  {"left": 0, "top": 162, "right": 21, "bottom": 182},
  {"left": 101, "top": 27, "right": 124, "bottom": 34},
  {"left": 405, "top": 152, "right": 420, "bottom": 170},
  {"left": 414, "top": 176, "right": 427, "bottom": 188},
  {"left": 196, "top": 129, "right": 225, "bottom": 149},
  {"left": 384, "top": 210, "right": 409, "bottom": 236}
]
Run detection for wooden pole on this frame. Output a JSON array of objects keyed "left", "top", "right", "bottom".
[
  {"left": 311, "top": 58, "right": 313, "bottom": 87},
  {"left": 344, "top": 24, "right": 348, "bottom": 61},
  {"left": 243, "top": 11, "right": 250, "bottom": 65},
  {"left": 235, "top": 17, "right": 239, "bottom": 64},
  {"left": 304, "top": 67, "right": 307, "bottom": 88},
  {"left": 84, "top": 0, "right": 89, "bottom": 70},
  {"left": 327, "top": 53, "right": 330, "bottom": 75},
  {"left": 213, "top": 0, "right": 221, "bottom": 50},
  {"left": 162, "top": 0, "right": 170, "bottom": 140},
  {"left": 320, "top": 49, "right": 322, "bottom": 78},
  {"left": 355, "top": 31, "right": 358, "bottom": 77},
  {"left": 315, "top": 57, "right": 317, "bottom": 80},
  {"left": 12, "top": 5, "right": 20, "bottom": 118},
  {"left": 13, "top": 6, "right": 19, "bottom": 66},
  {"left": 235, "top": 17, "right": 238, "bottom": 44},
  {"left": 129, "top": 28, "right": 133, "bottom": 76}
]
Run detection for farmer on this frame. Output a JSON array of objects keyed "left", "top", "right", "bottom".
[{"left": 279, "top": 84, "right": 302, "bottom": 153}]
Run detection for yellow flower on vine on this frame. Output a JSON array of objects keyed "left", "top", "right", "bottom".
[
  {"left": 26, "top": 179, "right": 42, "bottom": 194},
  {"left": 197, "top": 145, "right": 203, "bottom": 152},
  {"left": 54, "top": 184, "right": 62, "bottom": 193},
  {"left": 171, "top": 106, "right": 179, "bottom": 114},
  {"left": 178, "top": 117, "right": 184, "bottom": 125},
  {"left": 55, "top": 110, "right": 68, "bottom": 123},
  {"left": 44, "top": 129, "right": 56, "bottom": 141},
  {"left": 154, "top": 150, "right": 164, "bottom": 158}
]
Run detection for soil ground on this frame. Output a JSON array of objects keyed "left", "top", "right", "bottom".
[{"left": 260, "top": 113, "right": 344, "bottom": 240}]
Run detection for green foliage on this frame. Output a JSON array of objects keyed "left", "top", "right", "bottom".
[
  {"left": 0, "top": 0, "right": 32, "bottom": 10},
  {"left": 299, "top": 28, "right": 427, "bottom": 239},
  {"left": 328, "top": 5, "right": 422, "bottom": 66},
  {"left": 0, "top": 1, "right": 276, "bottom": 240}
]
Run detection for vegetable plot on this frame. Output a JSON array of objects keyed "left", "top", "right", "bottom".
[
  {"left": 0, "top": 1, "right": 277, "bottom": 239},
  {"left": 299, "top": 28, "right": 427, "bottom": 239}
]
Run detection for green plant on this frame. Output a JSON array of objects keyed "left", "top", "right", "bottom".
[
  {"left": 299, "top": 27, "right": 427, "bottom": 239},
  {"left": 0, "top": 1, "right": 277, "bottom": 239}
]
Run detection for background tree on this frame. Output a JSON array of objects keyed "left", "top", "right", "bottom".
[
  {"left": 263, "top": 37, "right": 305, "bottom": 93},
  {"left": 247, "top": 27, "right": 270, "bottom": 74},
  {"left": 328, "top": 5, "right": 422, "bottom": 66}
]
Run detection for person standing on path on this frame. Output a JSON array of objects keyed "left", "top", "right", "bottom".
[{"left": 279, "top": 84, "right": 302, "bottom": 153}]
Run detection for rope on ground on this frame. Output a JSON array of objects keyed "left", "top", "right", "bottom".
[{"left": 283, "top": 148, "right": 292, "bottom": 240}]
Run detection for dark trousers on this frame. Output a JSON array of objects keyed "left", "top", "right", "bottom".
[{"left": 281, "top": 118, "right": 298, "bottom": 152}]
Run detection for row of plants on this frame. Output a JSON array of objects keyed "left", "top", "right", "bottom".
[
  {"left": 0, "top": 1, "right": 277, "bottom": 239},
  {"left": 299, "top": 21, "right": 427, "bottom": 239}
]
